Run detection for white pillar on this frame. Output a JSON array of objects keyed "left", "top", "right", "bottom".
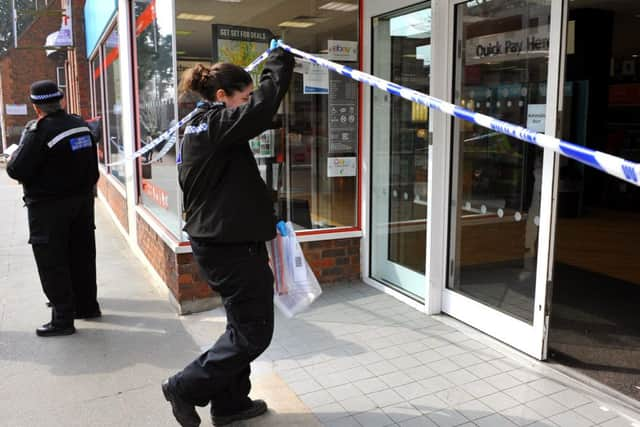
[{"left": 117, "top": 0, "right": 139, "bottom": 244}]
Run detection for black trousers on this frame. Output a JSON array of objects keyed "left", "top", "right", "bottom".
[
  {"left": 173, "top": 239, "right": 274, "bottom": 413},
  {"left": 28, "top": 194, "right": 98, "bottom": 325}
]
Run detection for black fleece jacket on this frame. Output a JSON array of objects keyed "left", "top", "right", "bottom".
[{"left": 178, "top": 47, "right": 295, "bottom": 243}]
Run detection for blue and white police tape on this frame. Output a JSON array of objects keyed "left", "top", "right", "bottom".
[
  {"left": 105, "top": 48, "right": 274, "bottom": 167},
  {"left": 278, "top": 42, "right": 640, "bottom": 187}
]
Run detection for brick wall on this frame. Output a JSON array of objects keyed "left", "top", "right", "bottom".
[
  {"left": 0, "top": 0, "right": 90, "bottom": 149},
  {"left": 135, "top": 213, "right": 361, "bottom": 314},
  {"left": 301, "top": 238, "right": 361, "bottom": 284},
  {"left": 97, "top": 171, "right": 129, "bottom": 231},
  {"left": 137, "top": 213, "right": 216, "bottom": 313}
]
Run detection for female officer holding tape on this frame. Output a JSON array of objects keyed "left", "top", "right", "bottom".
[{"left": 161, "top": 40, "right": 294, "bottom": 427}]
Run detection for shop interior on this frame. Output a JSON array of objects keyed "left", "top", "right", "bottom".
[
  {"left": 173, "top": 0, "right": 360, "bottom": 231},
  {"left": 547, "top": 0, "right": 640, "bottom": 401}
]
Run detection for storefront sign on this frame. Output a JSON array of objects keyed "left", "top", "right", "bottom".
[
  {"left": 526, "top": 104, "right": 546, "bottom": 133},
  {"left": 5, "top": 104, "right": 28, "bottom": 116},
  {"left": 46, "top": 0, "right": 73, "bottom": 56},
  {"left": 328, "top": 157, "right": 357, "bottom": 177},
  {"left": 212, "top": 24, "right": 272, "bottom": 66},
  {"left": 327, "top": 40, "right": 358, "bottom": 62},
  {"left": 142, "top": 180, "right": 169, "bottom": 209},
  {"left": 466, "top": 26, "right": 549, "bottom": 64},
  {"left": 84, "top": 0, "right": 117, "bottom": 56},
  {"left": 328, "top": 70, "right": 358, "bottom": 154}
]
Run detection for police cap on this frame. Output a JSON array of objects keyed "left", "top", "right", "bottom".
[{"left": 30, "top": 80, "right": 64, "bottom": 105}]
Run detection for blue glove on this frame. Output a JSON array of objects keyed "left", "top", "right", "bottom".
[
  {"left": 276, "top": 220, "right": 288, "bottom": 237},
  {"left": 270, "top": 39, "right": 278, "bottom": 50}
]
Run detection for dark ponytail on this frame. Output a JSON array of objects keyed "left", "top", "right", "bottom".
[{"left": 179, "top": 63, "right": 253, "bottom": 101}]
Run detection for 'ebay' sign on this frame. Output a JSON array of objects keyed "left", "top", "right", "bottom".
[{"left": 327, "top": 40, "right": 358, "bottom": 62}]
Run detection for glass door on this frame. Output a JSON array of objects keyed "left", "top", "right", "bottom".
[
  {"left": 370, "top": 3, "right": 431, "bottom": 299},
  {"left": 442, "top": 0, "right": 560, "bottom": 358}
]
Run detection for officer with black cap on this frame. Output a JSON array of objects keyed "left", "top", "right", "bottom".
[{"left": 7, "top": 80, "right": 101, "bottom": 337}]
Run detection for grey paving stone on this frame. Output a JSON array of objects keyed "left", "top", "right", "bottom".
[
  {"left": 354, "top": 377, "right": 389, "bottom": 394},
  {"left": 326, "top": 383, "right": 364, "bottom": 401},
  {"left": 526, "top": 396, "right": 568, "bottom": 418},
  {"left": 406, "top": 365, "right": 439, "bottom": 382},
  {"left": 397, "top": 415, "right": 439, "bottom": 427},
  {"left": 394, "top": 381, "right": 432, "bottom": 401},
  {"left": 434, "top": 386, "right": 476, "bottom": 407},
  {"left": 528, "top": 378, "right": 567, "bottom": 395},
  {"left": 410, "top": 393, "right": 448, "bottom": 415},
  {"left": 505, "top": 383, "right": 544, "bottom": 404},
  {"left": 368, "top": 360, "right": 400, "bottom": 376},
  {"left": 289, "top": 378, "right": 325, "bottom": 395},
  {"left": 484, "top": 373, "right": 522, "bottom": 391},
  {"left": 340, "top": 395, "right": 377, "bottom": 414},
  {"left": 460, "top": 379, "right": 500, "bottom": 399},
  {"left": 353, "top": 408, "right": 396, "bottom": 427},
  {"left": 574, "top": 402, "right": 619, "bottom": 424},
  {"left": 502, "top": 404, "right": 545, "bottom": 426},
  {"left": 547, "top": 388, "right": 592, "bottom": 409},
  {"left": 453, "top": 398, "right": 495, "bottom": 421},
  {"left": 445, "top": 369, "right": 480, "bottom": 386},
  {"left": 429, "top": 358, "right": 462, "bottom": 374},
  {"left": 479, "top": 391, "right": 521, "bottom": 412},
  {"left": 313, "top": 402, "right": 348, "bottom": 423},
  {"left": 548, "top": 410, "right": 594, "bottom": 427},
  {"left": 599, "top": 416, "right": 637, "bottom": 427},
  {"left": 301, "top": 390, "right": 336, "bottom": 409},
  {"left": 427, "top": 409, "right": 469, "bottom": 427},
  {"left": 380, "top": 371, "right": 416, "bottom": 388},
  {"left": 382, "top": 402, "right": 423, "bottom": 423},
  {"left": 475, "top": 413, "right": 519, "bottom": 427},
  {"left": 368, "top": 388, "right": 406, "bottom": 408},
  {"left": 322, "top": 415, "right": 362, "bottom": 427}
]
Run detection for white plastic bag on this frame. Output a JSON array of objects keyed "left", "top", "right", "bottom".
[{"left": 268, "top": 222, "right": 322, "bottom": 318}]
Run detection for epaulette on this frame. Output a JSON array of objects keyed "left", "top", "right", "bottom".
[{"left": 25, "top": 119, "right": 38, "bottom": 132}]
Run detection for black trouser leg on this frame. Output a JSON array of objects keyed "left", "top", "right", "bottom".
[
  {"left": 174, "top": 241, "right": 274, "bottom": 411},
  {"left": 29, "top": 202, "right": 75, "bottom": 326},
  {"left": 70, "top": 196, "right": 99, "bottom": 314}
]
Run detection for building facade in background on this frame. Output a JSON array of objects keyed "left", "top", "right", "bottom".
[{"left": 0, "top": 0, "right": 91, "bottom": 150}]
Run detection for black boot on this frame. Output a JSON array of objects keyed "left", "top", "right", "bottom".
[
  {"left": 36, "top": 322, "right": 75, "bottom": 337},
  {"left": 211, "top": 399, "right": 268, "bottom": 426},
  {"left": 162, "top": 379, "right": 201, "bottom": 427}
]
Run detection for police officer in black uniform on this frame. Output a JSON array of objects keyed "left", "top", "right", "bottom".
[
  {"left": 7, "top": 80, "right": 101, "bottom": 337},
  {"left": 161, "top": 43, "right": 294, "bottom": 426}
]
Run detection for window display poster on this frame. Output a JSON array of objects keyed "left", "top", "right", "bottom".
[
  {"left": 303, "top": 62, "right": 329, "bottom": 94},
  {"left": 327, "top": 40, "right": 358, "bottom": 62},
  {"left": 212, "top": 24, "right": 272, "bottom": 74},
  {"left": 526, "top": 104, "right": 546, "bottom": 132},
  {"left": 328, "top": 68, "right": 358, "bottom": 154},
  {"left": 328, "top": 157, "right": 357, "bottom": 177}
]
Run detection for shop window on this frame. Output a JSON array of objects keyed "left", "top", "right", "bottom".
[
  {"left": 175, "top": 0, "right": 360, "bottom": 231},
  {"left": 90, "top": 55, "right": 106, "bottom": 165},
  {"left": 133, "top": 0, "right": 181, "bottom": 235},
  {"left": 103, "top": 25, "right": 126, "bottom": 184}
]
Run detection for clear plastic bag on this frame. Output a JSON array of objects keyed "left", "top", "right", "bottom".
[{"left": 268, "top": 221, "right": 322, "bottom": 318}]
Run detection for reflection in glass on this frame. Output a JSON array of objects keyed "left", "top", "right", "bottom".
[
  {"left": 91, "top": 56, "right": 105, "bottom": 165},
  {"left": 134, "top": 0, "right": 180, "bottom": 235},
  {"left": 448, "top": 0, "right": 551, "bottom": 323},
  {"left": 174, "top": 0, "right": 359, "bottom": 231},
  {"left": 104, "top": 26, "right": 126, "bottom": 183},
  {"left": 371, "top": 5, "right": 431, "bottom": 299}
]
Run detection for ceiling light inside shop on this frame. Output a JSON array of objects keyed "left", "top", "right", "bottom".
[
  {"left": 177, "top": 13, "right": 215, "bottom": 22},
  {"left": 175, "top": 30, "right": 192, "bottom": 36},
  {"left": 217, "top": 0, "right": 242, "bottom": 2},
  {"left": 319, "top": 2, "right": 358, "bottom": 12},
  {"left": 278, "top": 21, "right": 316, "bottom": 28}
]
